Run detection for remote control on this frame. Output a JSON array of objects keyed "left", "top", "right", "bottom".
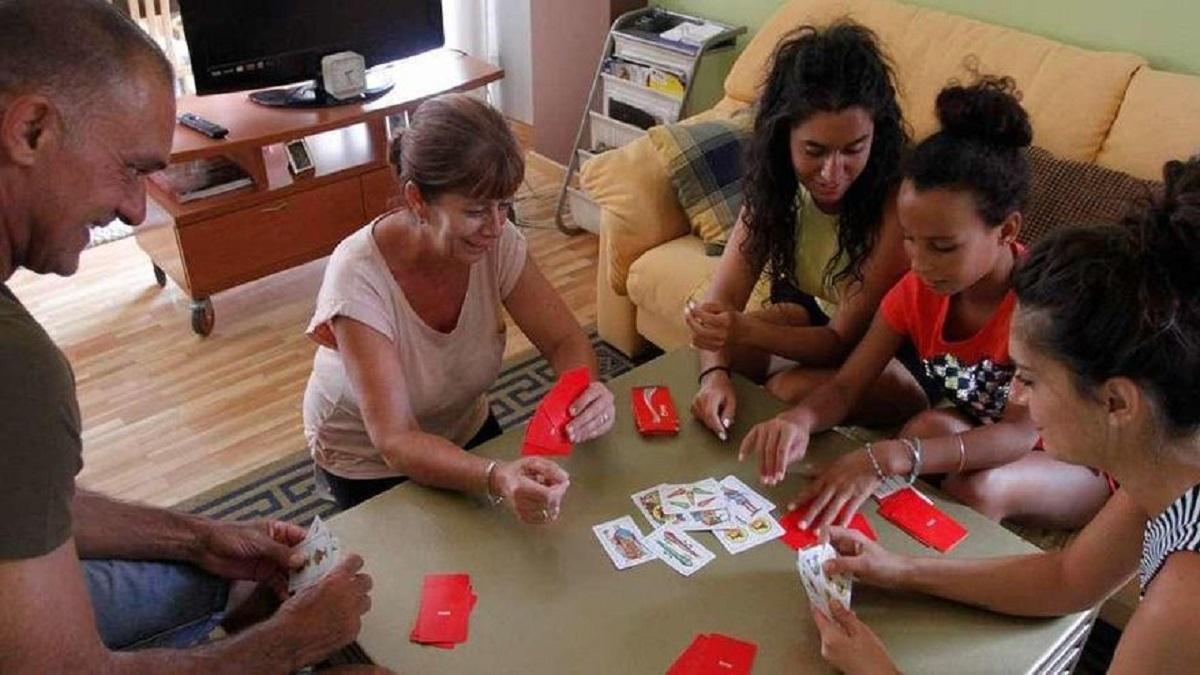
[{"left": 178, "top": 112, "right": 229, "bottom": 139}]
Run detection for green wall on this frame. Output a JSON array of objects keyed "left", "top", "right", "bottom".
[{"left": 653, "top": 0, "right": 1200, "bottom": 75}]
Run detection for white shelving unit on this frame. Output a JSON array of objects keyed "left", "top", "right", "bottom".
[{"left": 555, "top": 8, "right": 744, "bottom": 234}]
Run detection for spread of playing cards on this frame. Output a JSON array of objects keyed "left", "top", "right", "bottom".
[{"left": 593, "top": 475, "right": 785, "bottom": 577}]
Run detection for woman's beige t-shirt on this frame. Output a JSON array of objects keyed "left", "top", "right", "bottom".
[{"left": 302, "top": 217, "right": 527, "bottom": 479}]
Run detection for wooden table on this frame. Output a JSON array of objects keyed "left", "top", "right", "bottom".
[
  {"left": 330, "top": 349, "right": 1094, "bottom": 673},
  {"left": 138, "top": 49, "right": 503, "bottom": 335}
]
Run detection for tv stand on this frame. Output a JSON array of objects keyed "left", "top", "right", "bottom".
[
  {"left": 139, "top": 49, "right": 502, "bottom": 335},
  {"left": 249, "top": 80, "right": 395, "bottom": 109}
]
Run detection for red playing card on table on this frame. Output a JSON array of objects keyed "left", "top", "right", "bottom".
[
  {"left": 877, "top": 487, "right": 968, "bottom": 553},
  {"left": 778, "top": 503, "right": 879, "bottom": 550},
  {"left": 521, "top": 367, "right": 591, "bottom": 456},
  {"left": 667, "top": 633, "right": 757, "bottom": 675},
  {"left": 410, "top": 574, "right": 477, "bottom": 648},
  {"left": 632, "top": 385, "right": 680, "bottom": 436}
]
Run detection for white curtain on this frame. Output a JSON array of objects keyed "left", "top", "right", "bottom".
[
  {"left": 110, "top": 0, "right": 194, "bottom": 94},
  {"left": 442, "top": 0, "right": 503, "bottom": 105}
]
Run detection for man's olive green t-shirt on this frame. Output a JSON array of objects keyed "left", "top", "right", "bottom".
[{"left": 0, "top": 282, "right": 81, "bottom": 559}]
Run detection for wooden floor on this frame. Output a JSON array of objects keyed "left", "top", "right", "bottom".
[{"left": 8, "top": 131, "right": 595, "bottom": 507}]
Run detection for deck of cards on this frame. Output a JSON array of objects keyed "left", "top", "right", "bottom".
[
  {"left": 594, "top": 475, "right": 785, "bottom": 577},
  {"left": 796, "top": 543, "right": 852, "bottom": 618},
  {"left": 410, "top": 573, "right": 477, "bottom": 648},
  {"left": 288, "top": 515, "right": 342, "bottom": 594},
  {"left": 667, "top": 632, "right": 757, "bottom": 674}
]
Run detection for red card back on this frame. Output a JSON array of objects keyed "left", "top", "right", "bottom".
[
  {"left": 632, "top": 385, "right": 679, "bottom": 435},
  {"left": 779, "top": 503, "right": 878, "bottom": 550},
  {"left": 878, "top": 488, "right": 968, "bottom": 553}
]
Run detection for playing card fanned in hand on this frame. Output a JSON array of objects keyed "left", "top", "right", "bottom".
[
  {"left": 521, "top": 367, "right": 590, "bottom": 456},
  {"left": 646, "top": 526, "right": 715, "bottom": 577},
  {"left": 796, "top": 543, "right": 852, "bottom": 618},
  {"left": 288, "top": 515, "right": 342, "bottom": 593},
  {"left": 410, "top": 573, "right": 477, "bottom": 648},
  {"left": 592, "top": 516, "right": 657, "bottom": 570}
]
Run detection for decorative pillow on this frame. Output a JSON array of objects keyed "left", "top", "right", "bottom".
[
  {"left": 648, "top": 114, "right": 753, "bottom": 255},
  {"left": 1023, "top": 146, "right": 1162, "bottom": 245}
]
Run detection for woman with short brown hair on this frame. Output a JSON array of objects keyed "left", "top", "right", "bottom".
[{"left": 302, "top": 94, "right": 615, "bottom": 519}]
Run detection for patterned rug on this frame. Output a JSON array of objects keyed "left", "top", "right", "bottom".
[{"left": 172, "top": 332, "right": 643, "bottom": 523}]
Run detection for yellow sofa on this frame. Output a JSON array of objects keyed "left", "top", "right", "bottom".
[{"left": 582, "top": 0, "right": 1200, "bottom": 358}]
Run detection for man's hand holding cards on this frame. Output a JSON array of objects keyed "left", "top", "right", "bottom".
[{"left": 289, "top": 516, "right": 343, "bottom": 593}]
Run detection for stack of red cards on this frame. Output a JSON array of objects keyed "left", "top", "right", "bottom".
[
  {"left": 778, "top": 503, "right": 878, "bottom": 550},
  {"left": 409, "top": 574, "right": 477, "bottom": 649},
  {"left": 877, "top": 487, "right": 967, "bottom": 553},
  {"left": 632, "top": 385, "right": 680, "bottom": 436},
  {"left": 522, "top": 367, "right": 590, "bottom": 456},
  {"left": 668, "top": 633, "right": 757, "bottom": 675}
]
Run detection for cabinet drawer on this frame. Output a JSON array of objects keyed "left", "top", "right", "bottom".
[
  {"left": 362, "top": 167, "right": 399, "bottom": 220},
  {"left": 179, "top": 179, "right": 365, "bottom": 296}
]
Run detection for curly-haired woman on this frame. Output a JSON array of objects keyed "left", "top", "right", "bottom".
[{"left": 688, "top": 22, "right": 930, "bottom": 442}]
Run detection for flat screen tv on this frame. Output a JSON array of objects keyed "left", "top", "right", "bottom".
[{"left": 179, "top": 0, "right": 445, "bottom": 108}]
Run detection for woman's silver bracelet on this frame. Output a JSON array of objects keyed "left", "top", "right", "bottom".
[{"left": 864, "top": 443, "right": 887, "bottom": 481}]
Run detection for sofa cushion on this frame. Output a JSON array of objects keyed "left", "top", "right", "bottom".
[
  {"left": 627, "top": 235, "right": 772, "bottom": 343},
  {"left": 1096, "top": 67, "right": 1200, "bottom": 181},
  {"left": 647, "top": 114, "right": 754, "bottom": 255},
  {"left": 722, "top": 0, "right": 1145, "bottom": 161},
  {"left": 582, "top": 106, "right": 735, "bottom": 296},
  {"left": 1023, "top": 146, "right": 1161, "bottom": 245}
]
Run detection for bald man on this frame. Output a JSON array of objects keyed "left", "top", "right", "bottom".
[{"left": 0, "top": 1, "right": 375, "bottom": 671}]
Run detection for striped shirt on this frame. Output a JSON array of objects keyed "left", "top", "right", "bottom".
[{"left": 1140, "top": 484, "right": 1200, "bottom": 595}]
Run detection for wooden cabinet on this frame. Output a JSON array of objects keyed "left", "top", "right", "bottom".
[{"left": 138, "top": 49, "right": 502, "bottom": 335}]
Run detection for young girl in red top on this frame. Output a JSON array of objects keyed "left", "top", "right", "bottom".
[{"left": 739, "top": 76, "right": 1111, "bottom": 530}]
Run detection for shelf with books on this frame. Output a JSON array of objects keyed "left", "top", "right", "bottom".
[{"left": 555, "top": 8, "right": 744, "bottom": 234}]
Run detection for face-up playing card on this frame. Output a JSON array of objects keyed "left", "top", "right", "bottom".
[
  {"left": 288, "top": 515, "right": 342, "bottom": 593},
  {"left": 778, "top": 502, "right": 879, "bottom": 550},
  {"left": 631, "top": 484, "right": 688, "bottom": 529},
  {"left": 659, "top": 479, "right": 728, "bottom": 515},
  {"left": 796, "top": 543, "right": 851, "bottom": 618},
  {"left": 719, "top": 475, "right": 776, "bottom": 524},
  {"left": 878, "top": 487, "right": 968, "bottom": 553},
  {"left": 678, "top": 507, "right": 736, "bottom": 532},
  {"left": 592, "top": 516, "right": 657, "bottom": 570},
  {"left": 645, "top": 526, "right": 716, "bottom": 577},
  {"left": 712, "top": 513, "right": 785, "bottom": 555}
]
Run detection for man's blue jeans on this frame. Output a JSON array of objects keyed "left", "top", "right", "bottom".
[{"left": 83, "top": 559, "right": 230, "bottom": 650}]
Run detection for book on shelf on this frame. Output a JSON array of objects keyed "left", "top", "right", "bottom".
[{"left": 150, "top": 155, "right": 254, "bottom": 203}]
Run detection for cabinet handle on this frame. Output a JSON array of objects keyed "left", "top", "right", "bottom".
[{"left": 260, "top": 201, "right": 289, "bottom": 213}]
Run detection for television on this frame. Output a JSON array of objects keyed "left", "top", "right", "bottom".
[{"left": 178, "top": 0, "right": 445, "bottom": 108}]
